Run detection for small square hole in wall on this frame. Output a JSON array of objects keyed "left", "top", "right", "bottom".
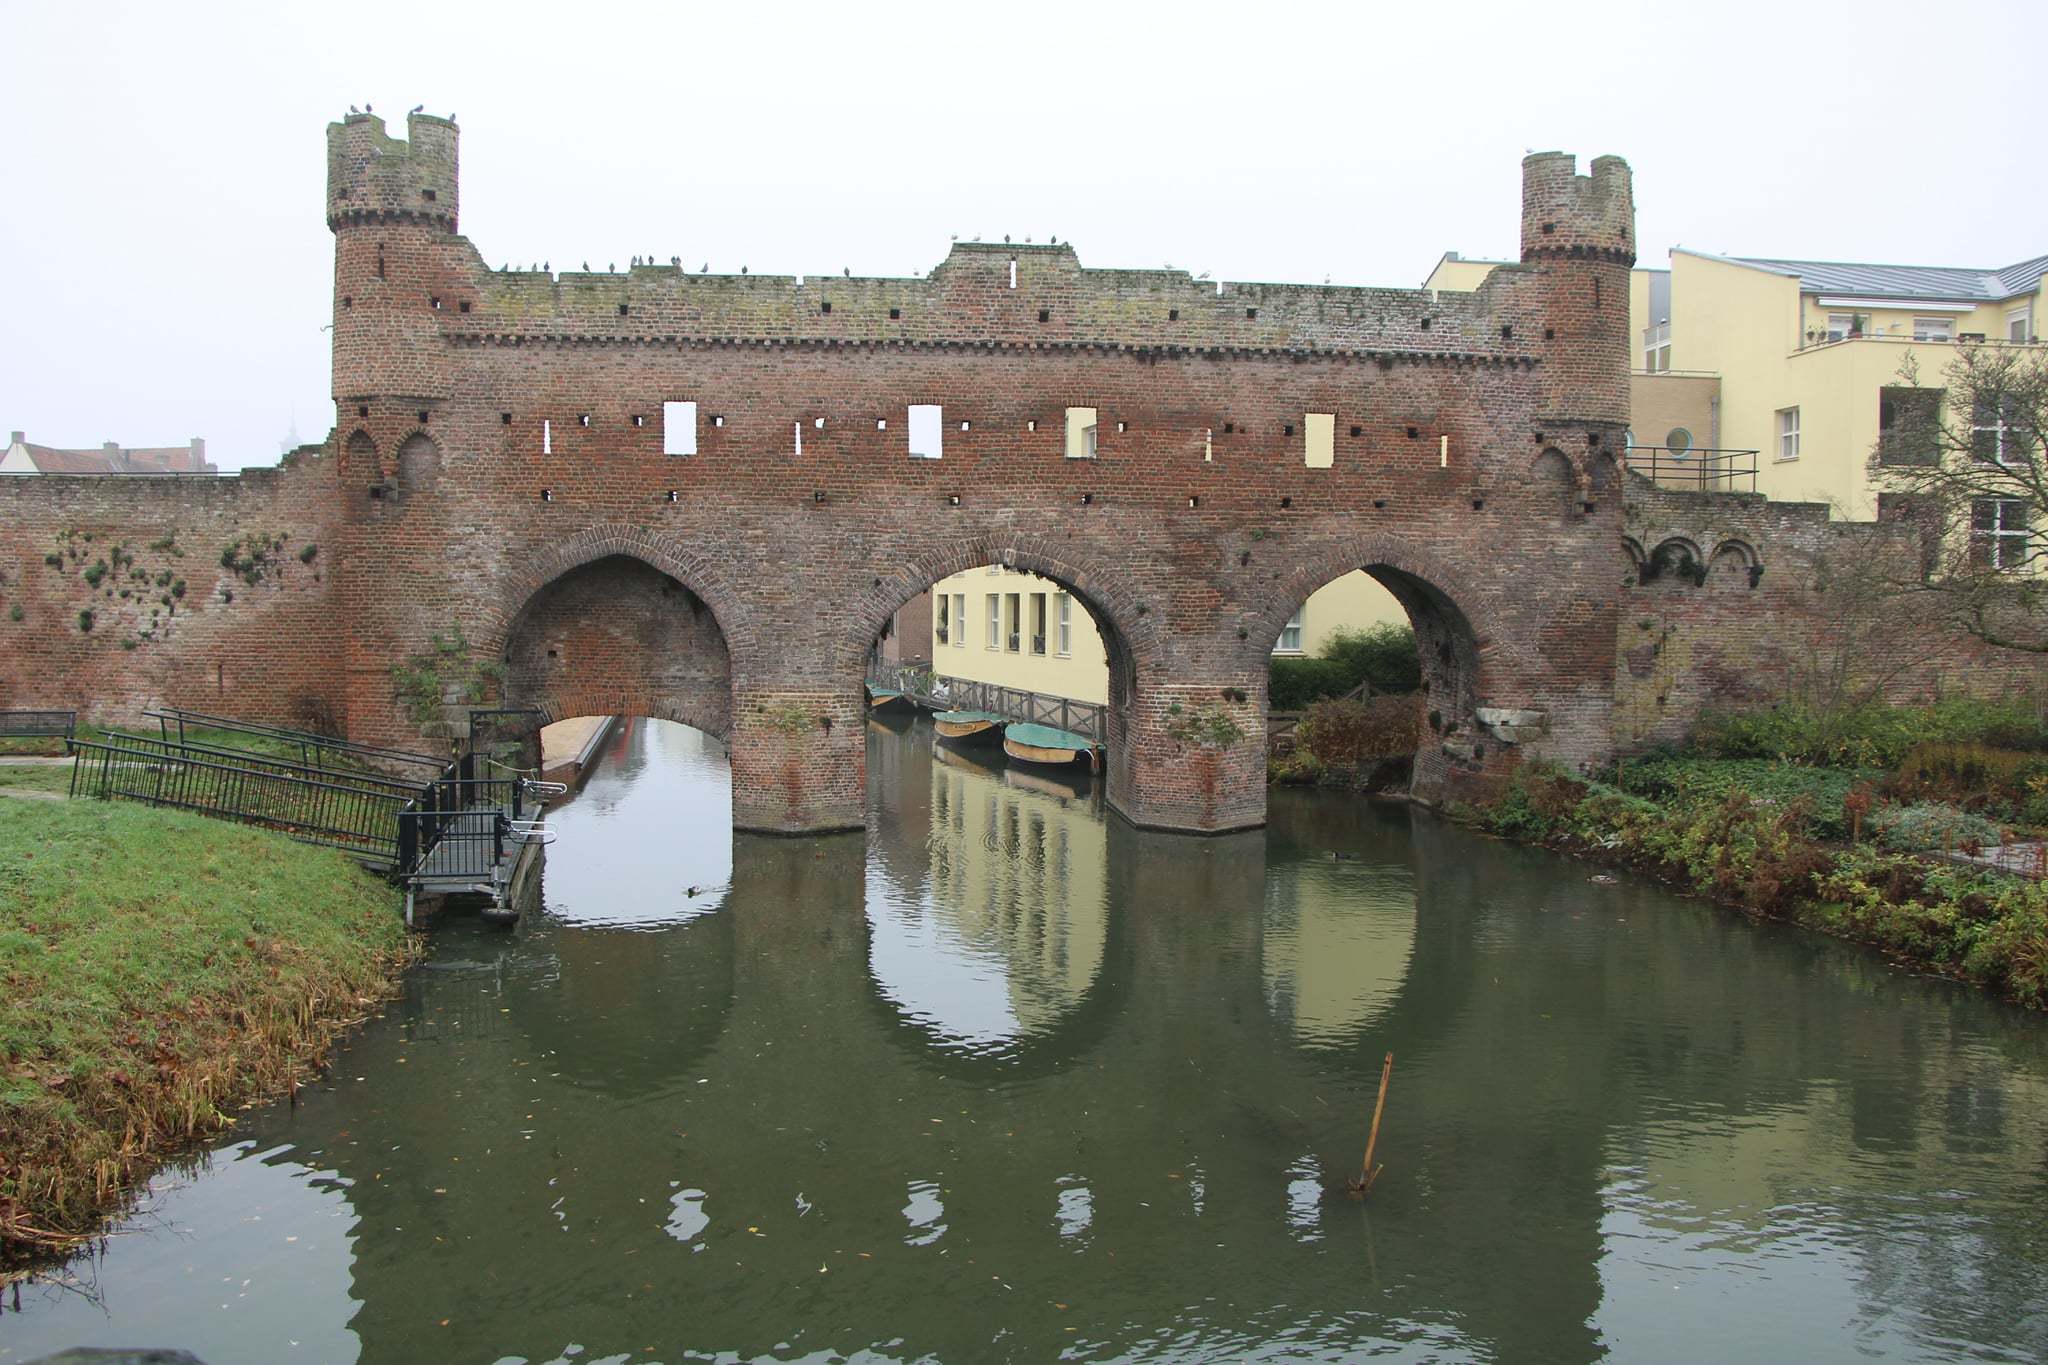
[
  {"left": 343, "top": 295, "right": 353, "bottom": 309},
  {"left": 1038, "top": 309, "right": 1050, "bottom": 323},
  {"left": 889, "top": 307, "right": 901, "bottom": 319},
  {"left": 578, "top": 414, "right": 590, "bottom": 427},
  {"left": 459, "top": 300, "right": 471, "bottom": 313},
  {"left": 1543, "top": 327, "right": 1554, "bottom": 340},
  {"left": 821, "top": 301, "right": 832, "bottom": 314},
  {"left": 1280, "top": 496, "right": 1292, "bottom": 508},
  {"left": 632, "top": 414, "right": 645, "bottom": 427},
  {"left": 1350, "top": 425, "right": 1362, "bottom": 437},
  {"left": 540, "top": 488, "right": 553, "bottom": 502},
  {"left": 1246, "top": 307, "right": 1258, "bottom": 320},
  {"left": 422, "top": 188, "right": 437, "bottom": 202},
  {"left": 1026, "top": 419, "right": 1037, "bottom": 432},
  {"left": 430, "top": 296, "right": 442, "bottom": 310},
  {"left": 501, "top": 412, "right": 512, "bottom": 425},
  {"left": 1406, "top": 427, "right": 1420, "bottom": 439},
  {"left": 358, "top": 405, "right": 369, "bottom": 418},
  {"left": 1284, "top": 423, "right": 1296, "bottom": 437},
  {"left": 876, "top": 418, "right": 888, "bottom": 431},
  {"left": 665, "top": 490, "right": 678, "bottom": 503},
  {"left": 1501, "top": 325, "right": 1513, "bottom": 340},
  {"left": 1224, "top": 422, "right": 1235, "bottom": 434},
  {"left": 1116, "top": 421, "right": 1127, "bottom": 434},
  {"left": 1187, "top": 495, "right": 1201, "bottom": 508},
  {"left": 1169, "top": 308, "right": 1179, "bottom": 321},
  {"left": 1420, "top": 316, "right": 1432, "bottom": 329},
  {"left": 712, "top": 415, "right": 725, "bottom": 427},
  {"left": 619, "top": 303, "right": 630, "bottom": 316},
  {"left": 418, "top": 410, "right": 429, "bottom": 424},
  {"left": 1373, "top": 499, "right": 1386, "bottom": 509},
  {"left": 814, "top": 417, "right": 825, "bottom": 429}
]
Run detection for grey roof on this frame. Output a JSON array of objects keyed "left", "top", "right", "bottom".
[{"left": 1732, "top": 253, "right": 2046, "bottom": 302}]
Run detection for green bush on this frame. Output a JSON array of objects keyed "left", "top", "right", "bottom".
[
  {"left": 1614, "top": 755, "right": 1875, "bottom": 839},
  {"left": 1695, "top": 699, "right": 2048, "bottom": 770},
  {"left": 1318, "top": 624, "right": 1421, "bottom": 695},
  {"left": 1269, "top": 656, "right": 1355, "bottom": 711},
  {"left": 1296, "top": 694, "right": 1421, "bottom": 766},
  {"left": 1867, "top": 802, "right": 2005, "bottom": 854}
]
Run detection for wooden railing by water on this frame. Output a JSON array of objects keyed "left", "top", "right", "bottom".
[{"left": 868, "top": 664, "right": 1106, "bottom": 742}]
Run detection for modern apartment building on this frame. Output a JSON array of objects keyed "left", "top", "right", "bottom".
[{"left": 1425, "top": 248, "right": 2046, "bottom": 520}]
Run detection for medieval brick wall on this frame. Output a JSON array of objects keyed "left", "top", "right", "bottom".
[{"left": 0, "top": 116, "right": 1649, "bottom": 834}]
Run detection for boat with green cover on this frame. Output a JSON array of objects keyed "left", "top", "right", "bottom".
[
  {"left": 1002, "top": 722, "right": 1100, "bottom": 770},
  {"left": 866, "top": 685, "right": 912, "bottom": 712}
]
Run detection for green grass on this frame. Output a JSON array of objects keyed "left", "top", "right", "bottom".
[
  {"left": 1613, "top": 755, "right": 1879, "bottom": 839},
  {"left": 0, "top": 763, "right": 77, "bottom": 796},
  {"left": 1, "top": 801, "right": 411, "bottom": 1257}
]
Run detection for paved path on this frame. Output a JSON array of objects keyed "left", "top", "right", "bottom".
[{"left": 540, "top": 716, "right": 610, "bottom": 770}]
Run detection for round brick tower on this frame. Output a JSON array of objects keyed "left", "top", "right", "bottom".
[{"left": 1518, "top": 151, "right": 1634, "bottom": 430}]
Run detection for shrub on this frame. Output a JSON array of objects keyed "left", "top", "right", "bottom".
[
  {"left": 82, "top": 559, "right": 108, "bottom": 589},
  {"left": 1888, "top": 742, "right": 2048, "bottom": 817},
  {"left": 1297, "top": 694, "right": 1421, "bottom": 766},
  {"left": 1695, "top": 699, "right": 2048, "bottom": 770},
  {"left": 1318, "top": 623, "right": 1421, "bottom": 695},
  {"left": 1615, "top": 755, "right": 1874, "bottom": 839},
  {"left": 77, "top": 609, "right": 93, "bottom": 633},
  {"left": 1269, "top": 656, "right": 1354, "bottom": 710},
  {"left": 1867, "top": 802, "right": 2004, "bottom": 854}
]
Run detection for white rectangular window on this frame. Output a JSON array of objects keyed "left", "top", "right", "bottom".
[
  {"left": 1304, "top": 412, "right": 1335, "bottom": 469},
  {"left": 1972, "top": 498, "right": 2031, "bottom": 570},
  {"left": 542, "top": 418, "right": 552, "bottom": 455},
  {"left": 1275, "top": 609, "right": 1304, "bottom": 654},
  {"left": 1029, "top": 593, "right": 1047, "bottom": 655},
  {"left": 1913, "top": 317, "right": 1954, "bottom": 342},
  {"left": 1826, "top": 313, "right": 1855, "bottom": 342},
  {"left": 909, "top": 404, "right": 943, "bottom": 459},
  {"left": 952, "top": 593, "right": 966, "bottom": 648},
  {"left": 1776, "top": 406, "right": 1801, "bottom": 461},
  {"left": 1065, "top": 406, "right": 1098, "bottom": 460},
  {"left": 1004, "top": 593, "right": 1021, "bottom": 653},
  {"left": 2011, "top": 308, "right": 2034, "bottom": 344},
  {"left": 1056, "top": 593, "right": 1071, "bottom": 655},
  {"left": 985, "top": 593, "right": 999, "bottom": 649},
  {"left": 662, "top": 401, "right": 698, "bottom": 455}
]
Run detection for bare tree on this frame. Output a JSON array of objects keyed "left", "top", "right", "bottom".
[{"left": 1867, "top": 344, "right": 2048, "bottom": 653}]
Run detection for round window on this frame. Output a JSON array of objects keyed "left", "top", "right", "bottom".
[{"left": 1666, "top": 427, "right": 1693, "bottom": 457}]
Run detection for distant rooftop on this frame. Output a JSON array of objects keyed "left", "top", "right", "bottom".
[
  {"left": 1728, "top": 253, "right": 2048, "bottom": 303},
  {"left": 2, "top": 432, "right": 216, "bottom": 476}
]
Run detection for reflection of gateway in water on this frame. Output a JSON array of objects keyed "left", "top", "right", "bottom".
[
  {"left": 867, "top": 742, "right": 1112, "bottom": 1057},
  {"left": 931, "top": 737, "right": 1003, "bottom": 780}
]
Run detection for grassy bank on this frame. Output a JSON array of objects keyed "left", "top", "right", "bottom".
[
  {"left": 0, "top": 763, "right": 75, "bottom": 796},
  {"left": 1465, "top": 752, "right": 2048, "bottom": 1009},
  {"left": 1, "top": 800, "right": 413, "bottom": 1261}
]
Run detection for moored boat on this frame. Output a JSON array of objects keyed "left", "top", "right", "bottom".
[
  {"left": 933, "top": 709, "right": 1004, "bottom": 744},
  {"left": 866, "top": 685, "right": 912, "bottom": 712},
  {"left": 1002, "top": 722, "right": 1100, "bottom": 770}
]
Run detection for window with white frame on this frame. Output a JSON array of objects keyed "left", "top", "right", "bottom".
[
  {"left": 1971, "top": 498, "right": 2031, "bottom": 570},
  {"left": 985, "top": 593, "right": 1000, "bottom": 649},
  {"left": 1029, "top": 593, "right": 1047, "bottom": 655},
  {"left": 1826, "top": 313, "right": 1856, "bottom": 342},
  {"left": 1912, "top": 317, "right": 1954, "bottom": 342},
  {"left": 908, "top": 404, "right": 943, "bottom": 459},
  {"left": 2012, "top": 307, "right": 2034, "bottom": 344},
  {"left": 1275, "top": 609, "right": 1304, "bottom": 654},
  {"left": 661, "top": 400, "right": 698, "bottom": 455},
  {"left": 1055, "top": 593, "right": 1071, "bottom": 655},
  {"left": 1972, "top": 396, "right": 2030, "bottom": 465},
  {"left": 1641, "top": 319, "right": 1671, "bottom": 371},
  {"left": 1775, "top": 406, "right": 1801, "bottom": 461},
  {"left": 952, "top": 593, "right": 966, "bottom": 648}
]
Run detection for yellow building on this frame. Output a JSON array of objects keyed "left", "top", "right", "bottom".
[
  {"left": 923, "top": 566, "right": 1404, "bottom": 704},
  {"left": 1425, "top": 248, "right": 2047, "bottom": 520}
]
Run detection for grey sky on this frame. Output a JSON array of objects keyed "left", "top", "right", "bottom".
[{"left": 3, "top": 0, "right": 2039, "bottom": 471}]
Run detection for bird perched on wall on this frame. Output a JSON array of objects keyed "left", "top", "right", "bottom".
[
  {"left": 700, "top": 263, "right": 709, "bottom": 273},
  {"left": 365, "top": 103, "right": 373, "bottom": 113},
  {"left": 582, "top": 261, "right": 589, "bottom": 272},
  {"left": 741, "top": 266, "right": 749, "bottom": 275},
  {"left": 543, "top": 261, "right": 549, "bottom": 273},
  {"left": 671, "top": 256, "right": 680, "bottom": 267},
  {"left": 843, "top": 266, "right": 850, "bottom": 277},
  {"left": 348, "top": 104, "right": 358, "bottom": 114},
  {"left": 410, "top": 104, "right": 423, "bottom": 115},
  {"left": 1004, "top": 234, "right": 1011, "bottom": 244}
]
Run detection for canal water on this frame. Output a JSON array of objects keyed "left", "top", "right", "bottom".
[{"left": 6, "top": 717, "right": 2048, "bottom": 1363}]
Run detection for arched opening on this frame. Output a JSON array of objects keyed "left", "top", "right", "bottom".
[
  {"left": 497, "top": 552, "right": 733, "bottom": 741},
  {"left": 1262, "top": 549, "right": 1488, "bottom": 804},
  {"left": 860, "top": 552, "right": 1134, "bottom": 806},
  {"left": 394, "top": 431, "right": 441, "bottom": 492}
]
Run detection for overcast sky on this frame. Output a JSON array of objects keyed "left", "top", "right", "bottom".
[{"left": 3, "top": 0, "right": 2039, "bottom": 470}]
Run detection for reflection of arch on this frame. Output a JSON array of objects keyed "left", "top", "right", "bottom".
[
  {"left": 394, "top": 430, "right": 441, "bottom": 492},
  {"left": 498, "top": 551, "right": 734, "bottom": 740}
]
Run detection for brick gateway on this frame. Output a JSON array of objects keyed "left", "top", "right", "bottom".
[{"left": 10, "top": 112, "right": 1987, "bottom": 836}]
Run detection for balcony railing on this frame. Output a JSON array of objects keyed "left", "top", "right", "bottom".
[
  {"left": 1625, "top": 445, "right": 1759, "bottom": 494},
  {"left": 1797, "top": 332, "right": 2044, "bottom": 354}
]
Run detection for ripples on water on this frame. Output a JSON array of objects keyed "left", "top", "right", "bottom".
[{"left": 5, "top": 718, "right": 2047, "bottom": 1365}]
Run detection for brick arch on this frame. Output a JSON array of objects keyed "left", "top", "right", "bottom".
[
  {"left": 838, "top": 534, "right": 1165, "bottom": 688},
  {"left": 520, "top": 688, "right": 730, "bottom": 743},
  {"left": 481, "top": 523, "right": 750, "bottom": 668}
]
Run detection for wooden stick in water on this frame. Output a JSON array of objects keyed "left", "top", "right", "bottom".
[{"left": 1349, "top": 1051, "right": 1394, "bottom": 1196}]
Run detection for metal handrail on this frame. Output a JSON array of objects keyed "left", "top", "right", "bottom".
[
  {"left": 1623, "top": 445, "right": 1759, "bottom": 494},
  {"left": 867, "top": 663, "right": 1107, "bottom": 742},
  {"left": 69, "top": 737, "right": 410, "bottom": 864},
  {"left": 97, "top": 729, "right": 430, "bottom": 800},
  {"left": 0, "top": 710, "right": 76, "bottom": 744},
  {"left": 146, "top": 707, "right": 443, "bottom": 774}
]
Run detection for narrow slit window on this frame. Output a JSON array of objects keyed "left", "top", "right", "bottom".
[
  {"left": 1056, "top": 593, "right": 1072, "bottom": 655},
  {"left": 1030, "top": 593, "right": 1048, "bottom": 655},
  {"left": 986, "top": 593, "right": 1000, "bottom": 650},
  {"left": 794, "top": 423, "right": 803, "bottom": 456},
  {"left": 908, "top": 404, "right": 944, "bottom": 459},
  {"left": 542, "top": 419, "right": 552, "bottom": 455},
  {"left": 1065, "top": 406, "right": 1098, "bottom": 460},
  {"left": 952, "top": 593, "right": 966, "bottom": 648},
  {"left": 1009, "top": 258, "right": 1018, "bottom": 289},
  {"left": 662, "top": 401, "right": 698, "bottom": 456},
  {"left": 1305, "top": 412, "right": 1335, "bottom": 469}
]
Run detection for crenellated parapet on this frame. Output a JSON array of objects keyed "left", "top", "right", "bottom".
[
  {"left": 1520, "top": 152, "right": 1633, "bottom": 266},
  {"left": 326, "top": 111, "right": 458, "bottom": 233}
]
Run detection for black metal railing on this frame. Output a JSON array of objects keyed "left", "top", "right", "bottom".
[
  {"left": 69, "top": 737, "right": 413, "bottom": 864},
  {"left": 1625, "top": 445, "right": 1759, "bottom": 494},
  {"left": 396, "top": 768, "right": 523, "bottom": 880},
  {"left": 867, "top": 664, "right": 1107, "bottom": 742},
  {"left": 146, "top": 707, "right": 444, "bottom": 777},
  {"left": 0, "top": 709, "right": 76, "bottom": 744},
  {"left": 98, "top": 729, "right": 430, "bottom": 801}
]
